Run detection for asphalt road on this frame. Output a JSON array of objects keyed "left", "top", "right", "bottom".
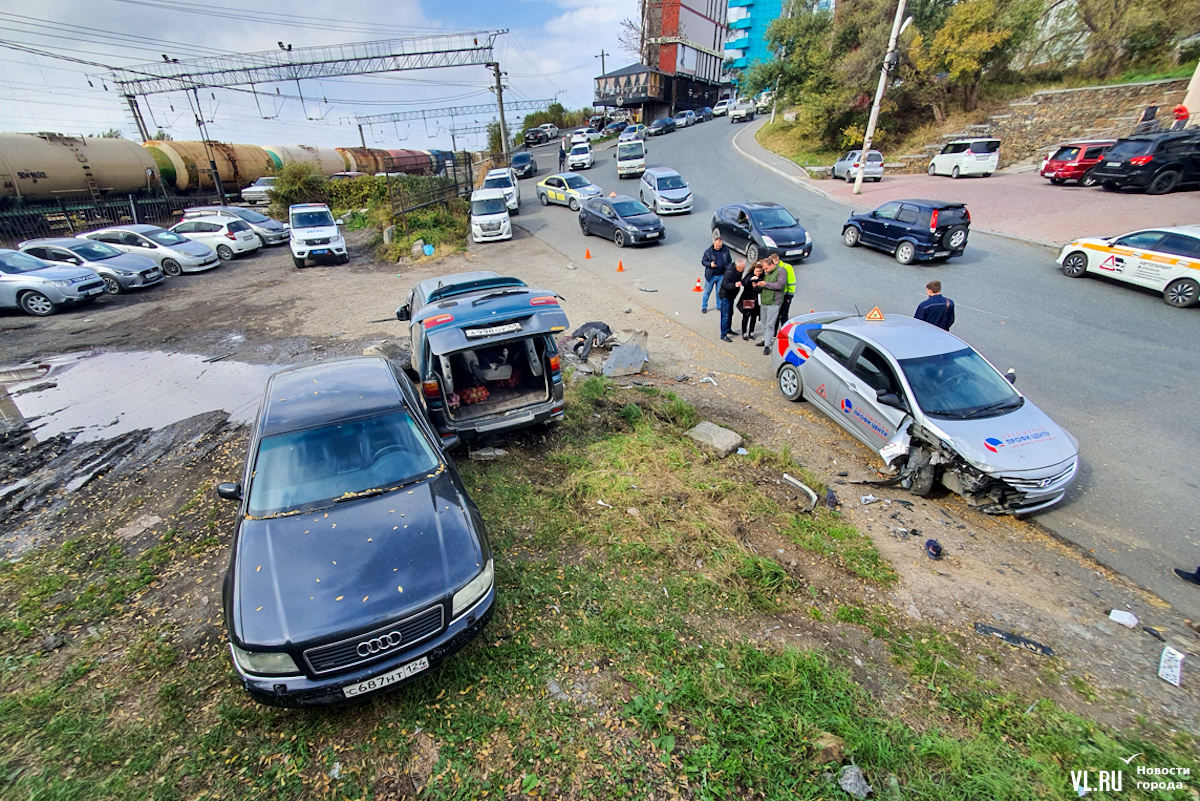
[{"left": 518, "top": 122, "right": 1200, "bottom": 614}]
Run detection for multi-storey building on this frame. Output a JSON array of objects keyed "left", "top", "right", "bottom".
[{"left": 724, "top": 0, "right": 785, "bottom": 70}]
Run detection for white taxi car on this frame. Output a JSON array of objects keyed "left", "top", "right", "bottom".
[{"left": 1057, "top": 225, "right": 1200, "bottom": 308}]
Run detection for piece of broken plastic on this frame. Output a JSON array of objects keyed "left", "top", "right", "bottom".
[
  {"left": 736, "top": 447, "right": 748, "bottom": 455},
  {"left": 1107, "top": 609, "right": 1138, "bottom": 629},
  {"left": 860, "top": 494, "right": 879, "bottom": 505}
]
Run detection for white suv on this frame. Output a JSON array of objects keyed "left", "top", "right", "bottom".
[
  {"left": 483, "top": 167, "right": 521, "bottom": 214},
  {"left": 288, "top": 203, "right": 348, "bottom": 268}
]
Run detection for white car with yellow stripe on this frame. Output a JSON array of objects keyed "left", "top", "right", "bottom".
[
  {"left": 535, "top": 172, "right": 603, "bottom": 212},
  {"left": 1057, "top": 225, "right": 1200, "bottom": 308}
]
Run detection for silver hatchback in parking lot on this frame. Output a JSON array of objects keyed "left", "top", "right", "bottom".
[
  {"left": 832, "top": 150, "right": 885, "bottom": 182},
  {"left": 182, "top": 206, "right": 290, "bottom": 247},
  {"left": 18, "top": 237, "right": 163, "bottom": 294},
  {"left": 0, "top": 248, "right": 106, "bottom": 316},
  {"left": 78, "top": 225, "right": 219, "bottom": 276},
  {"left": 771, "top": 311, "right": 1079, "bottom": 515}
]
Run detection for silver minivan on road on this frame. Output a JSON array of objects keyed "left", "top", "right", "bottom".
[{"left": 638, "top": 167, "right": 693, "bottom": 214}]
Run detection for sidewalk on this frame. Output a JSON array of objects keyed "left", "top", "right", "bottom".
[{"left": 734, "top": 119, "right": 1200, "bottom": 248}]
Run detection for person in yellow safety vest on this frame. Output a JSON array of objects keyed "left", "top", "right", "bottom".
[{"left": 777, "top": 258, "right": 796, "bottom": 329}]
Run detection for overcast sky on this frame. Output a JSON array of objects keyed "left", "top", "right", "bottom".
[{"left": 0, "top": 0, "right": 640, "bottom": 151}]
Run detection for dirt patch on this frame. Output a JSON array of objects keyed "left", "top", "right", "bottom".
[{"left": 0, "top": 224, "right": 1196, "bottom": 738}]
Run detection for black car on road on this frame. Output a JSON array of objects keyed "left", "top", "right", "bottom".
[
  {"left": 1087, "top": 130, "right": 1200, "bottom": 195},
  {"left": 841, "top": 199, "right": 970, "bottom": 265},
  {"left": 647, "top": 117, "right": 676, "bottom": 136},
  {"left": 710, "top": 202, "right": 812, "bottom": 264},
  {"left": 524, "top": 128, "right": 549, "bottom": 146},
  {"left": 511, "top": 151, "right": 537, "bottom": 179},
  {"left": 579, "top": 195, "right": 664, "bottom": 247},
  {"left": 218, "top": 356, "right": 494, "bottom": 706}
]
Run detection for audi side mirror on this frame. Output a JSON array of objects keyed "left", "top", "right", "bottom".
[{"left": 217, "top": 482, "right": 243, "bottom": 501}]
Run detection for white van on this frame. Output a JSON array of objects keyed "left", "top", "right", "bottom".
[
  {"left": 616, "top": 139, "right": 647, "bottom": 178},
  {"left": 469, "top": 188, "right": 512, "bottom": 243},
  {"left": 928, "top": 138, "right": 1000, "bottom": 178}
]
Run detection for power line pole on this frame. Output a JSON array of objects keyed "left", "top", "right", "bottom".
[
  {"left": 490, "top": 61, "right": 511, "bottom": 163},
  {"left": 189, "top": 87, "right": 226, "bottom": 204},
  {"left": 854, "top": 0, "right": 909, "bottom": 195},
  {"left": 596, "top": 49, "right": 609, "bottom": 76}
]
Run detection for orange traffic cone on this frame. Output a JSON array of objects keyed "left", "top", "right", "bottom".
[
  {"left": 585, "top": 249, "right": 592, "bottom": 259},
  {"left": 693, "top": 277, "right": 703, "bottom": 292},
  {"left": 616, "top": 261, "right": 625, "bottom": 272}
]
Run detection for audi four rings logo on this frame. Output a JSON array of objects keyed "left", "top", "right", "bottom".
[{"left": 357, "top": 631, "right": 403, "bottom": 657}]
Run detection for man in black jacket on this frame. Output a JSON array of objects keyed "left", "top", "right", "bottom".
[
  {"left": 914, "top": 280, "right": 955, "bottom": 331},
  {"left": 718, "top": 259, "right": 745, "bottom": 342},
  {"left": 699, "top": 235, "right": 732, "bottom": 314}
]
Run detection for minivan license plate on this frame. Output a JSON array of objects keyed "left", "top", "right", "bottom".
[
  {"left": 466, "top": 322, "right": 522, "bottom": 338},
  {"left": 342, "top": 656, "right": 429, "bottom": 698}
]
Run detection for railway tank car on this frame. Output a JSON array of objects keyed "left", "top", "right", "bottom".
[
  {"left": 0, "top": 132, "right": 159, "bottom": 204},
  {"left": 334, "top": 147, "right": 392, "bottom": 175},
  {"left": 262, "top": 144, "right": 345, "bottom": 176},
  {"left": 384, "top": 149, "right": 436, "bottom": 176},
  {"left": 142, "top": 140, "right": 274, "bottom": 193}
]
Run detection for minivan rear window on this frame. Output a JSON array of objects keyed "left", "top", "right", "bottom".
[
  {"left": 969, "top": 140, "right": 1000, "bottom": 154},
  {"left": 1105, "top": 139, "right": 1153, "bottom": 160},
  {"left": 866, "top": 152, "right": 884, "bottom": 163}
]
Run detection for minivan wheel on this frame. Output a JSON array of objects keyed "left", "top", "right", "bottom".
[
  {"left": 1147, "top": 170, "right": 1181, "bottom": 195},
  {"left": 160, "top": 258, "right": 182, "bottom": 277},
  {"left": 1061, "top": 251, "right": 1088, "bottom": 277},
  {"left": 951, "top": 166, "right": 960, "bottom": 179},
  {"left": 1163, "top": 278, "right": 1200, "bottom": 308},
  {"left": 778, "top": 364, "right": 803, "bottom": 401},
  {"left": 19, "top": 291, "right": 55, "bottom": 317},
  {"left": 942, "top": 225, "right": 968, "bottom": 250},
  {"left": 895, "top": 241, "right": 916, "bottom": 265},
  {"left": 927, "top": 163, "right": 936, "bottom": 176},
  {"left": 842, "top": 226, "right": 860, "bottom": 247}
]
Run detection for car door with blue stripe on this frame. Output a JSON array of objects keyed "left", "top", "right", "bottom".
[{"left": 839, "top": 345, "right": 906, "bottom": 452}]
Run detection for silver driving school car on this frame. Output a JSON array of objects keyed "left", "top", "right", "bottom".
[{"left": 771, "top": 311, "right": 1079, "bottom": 514}]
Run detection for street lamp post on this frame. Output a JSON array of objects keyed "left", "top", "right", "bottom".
[{"left": 854, "top": 0, "right": 910, "bottom": 194}]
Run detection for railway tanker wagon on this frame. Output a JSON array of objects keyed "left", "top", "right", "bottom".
[
  {"left": 0, "top": 132, "right": 159, "bottom": 205},
  {"left": 142, "top": 141, "right": 273, "bottom": 193}
]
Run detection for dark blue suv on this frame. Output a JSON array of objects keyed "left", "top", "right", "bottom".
[{"left": 842, "top": 199, "right": 970, "bottom": 264}]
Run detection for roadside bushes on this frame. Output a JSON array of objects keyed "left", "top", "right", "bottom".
[{"left": 375, "top": 198, "right": 470, "bottom": 262}]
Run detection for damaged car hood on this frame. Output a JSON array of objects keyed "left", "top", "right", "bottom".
[
  {"left": 229, "top": 472, "right": 485, "bottom": 649},
  {"left": 923, "top": 401, "right": 1078, "bottom": 474}
]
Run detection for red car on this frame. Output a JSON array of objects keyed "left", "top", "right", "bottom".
[{"left": 1040, "top": 140, "right": 1115, "bottom": 186}]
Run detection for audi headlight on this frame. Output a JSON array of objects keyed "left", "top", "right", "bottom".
[
  {"left": 804, "top": 231, "right": 812, "bottom": 245},
  {"left": 761, "top": 235, "right": 777, "bottom": 248},
  {"left": 230, "top": 643, "right": 301, "bottom": 676},
  {"left": 452, "top": 558, "right": 494, "bottom": 617}
]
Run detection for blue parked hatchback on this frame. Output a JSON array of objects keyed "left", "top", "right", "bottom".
[{"left": 842, "top": 199, "right": 970, "bottom": 265}]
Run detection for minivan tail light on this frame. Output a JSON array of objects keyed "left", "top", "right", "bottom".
[
  {"left": 423, "top": 313, "right": 455, "bottom": 328},
  {"left": 422, "top": 380, "right": 440, "bottom": 398},
  {"left": 1129, "top": 155, "right": 1153, "bottom": 166},
  {"left": 549, "top": 355, "right": 561, "bottom": 372},
  {"left": 929, "top": 209, "right": 939, "bottom": 233}
]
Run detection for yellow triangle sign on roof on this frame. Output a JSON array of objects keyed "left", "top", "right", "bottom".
[{"left": 865, "top": 307, "right": 885, "bottom": 321}]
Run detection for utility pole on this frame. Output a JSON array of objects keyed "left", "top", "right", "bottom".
[
  {"left": 357, "top": 123, "right": 366, "bottom": 148},
  {"left": 490, "top": 62, "right": 511, "bottom": 163},
  {"left": 854, "top": 0, "right": 910, "bottom": 195},
  {"left": 190, "top": 87, "right": 226, "bottom": 204},
  {"left": 595, "top": 49, "right": 609, "bottom": 76}
]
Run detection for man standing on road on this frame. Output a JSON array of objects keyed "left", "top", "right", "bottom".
[
  {"left": 755, "top": 255, "right": 788, "bottom": 354},
  {"left": 777, "top": 256, "right": 797, "bottom": 325},
  {"left": 914, "top": 280, "right": 955, "bottom": 331},
  {"left": 558, "top": 143, "right": 567, "bottom": 171},
  {"left": 700, "top": 235, "right": 732, "bottom": 314},
  {"left": 718, "top": 259, "right": 745, "bottom": 342}
]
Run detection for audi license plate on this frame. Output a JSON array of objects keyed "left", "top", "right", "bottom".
[
  {"left": 466, "top": 322, "right": 522, "bottom": 338},
  {"left": 342, "top": 656, "right": 429, "bottom": 699},
  {"left": 312, "top": 248, "right": 330, "bottom": 255}
]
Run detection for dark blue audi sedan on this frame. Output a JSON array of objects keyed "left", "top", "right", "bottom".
[{"left": 217, "top": 356, "right": 494, "bottom": 706}]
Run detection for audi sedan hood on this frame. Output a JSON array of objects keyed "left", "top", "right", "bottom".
[
  {"left": 922, "top": 401, "right": 1079, "bottom": 475},
  {"left": 229, "top": 471, "right": 485, "bottom": 649}
]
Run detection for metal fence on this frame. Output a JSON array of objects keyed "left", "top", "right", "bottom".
[
  {"left": 0, "top": 194, "right": 225, "bottom": 248},
  {"left": 385, "top": 151, "right": 478, "bottom": 226}
]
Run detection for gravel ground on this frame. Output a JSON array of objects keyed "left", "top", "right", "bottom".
[{"left": 1, "top": 225, "right": 1196, "bottom": 733}]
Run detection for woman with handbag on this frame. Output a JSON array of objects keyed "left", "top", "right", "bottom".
[{"left": 738, "top": 261, "right": 765, "bottom": 341}]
